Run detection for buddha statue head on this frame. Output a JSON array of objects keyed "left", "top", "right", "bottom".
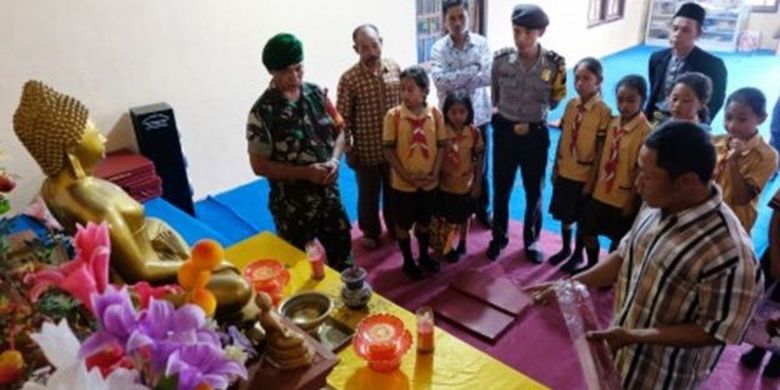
[{"left": 13, "top": 80, "right": 106, "bottom": 179}]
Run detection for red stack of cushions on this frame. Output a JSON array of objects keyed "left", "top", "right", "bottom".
[{"left": 94, "top": 149, "right": 162, "bottom": 202}]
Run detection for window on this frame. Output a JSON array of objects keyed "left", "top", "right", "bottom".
[
  {"left": 588, "top": 0, "right": 625, "bottom": 27},
  {"left": 746, "top": 0, "right": 779, "bottom": 12},
  {"left": 415, "top": 0, "right": 486, "bottom": 64}
]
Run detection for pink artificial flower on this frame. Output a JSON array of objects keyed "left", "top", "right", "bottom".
[
  {"left": 130, "top": 282, "right": 182, "bottom": 310},
  {"left": 25, "top": 222, "right": 111, "bottom": 313}
]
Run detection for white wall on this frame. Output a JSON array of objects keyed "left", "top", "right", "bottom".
[
  {"left": 486, "top": 0, "right": 651, "bottom": 62},
  {"left": 0, "top": 0, "right": 647, "bottom": 213}
]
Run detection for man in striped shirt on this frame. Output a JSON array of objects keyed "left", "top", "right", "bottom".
[{"left": 533, "top": 121, "right": 763, "bottom": 389}]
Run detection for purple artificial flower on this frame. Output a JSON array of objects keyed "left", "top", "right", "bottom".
[
  {"left": 165, "top": 343, "right": 248, "bottom": 390},
  {"left": 125, "top": 299, "right": 221, "bottom": 375},
  {"left": 227, "top": 326, "right": 258, "bottom": 360},
  {"left": 80, "top": 286, "right": 139, "bottom": 360}
]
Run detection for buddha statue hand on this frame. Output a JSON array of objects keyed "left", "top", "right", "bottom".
[{"left": 147, "top": 218, "right": 190, "bottom": 260}]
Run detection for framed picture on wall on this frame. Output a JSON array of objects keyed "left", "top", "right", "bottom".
[{"left": 415, "top": 0, "right": 486, "bottom": 64}]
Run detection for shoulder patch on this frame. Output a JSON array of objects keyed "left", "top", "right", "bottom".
[
  {"left": 545, "top": 50, "right": 565, "bottom": 68},
  {"left": 494, "top": 47, "right": 515, "bottom": 59}
]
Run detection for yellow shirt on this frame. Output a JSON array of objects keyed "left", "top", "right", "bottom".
[
  {"left": 714, "top": 132, "right": 778, "bottom": 232},
  {"left": 592, "top": 114, "right": 652, "bottom": 208},
  {"left": 383, "top": 105, "right": 447, "bottom": 192},
  {"left": 440, "top": 124, "right": 485, "bottom": 194},
  {"left": 556, "top": 94, "right": 612, "bottom": 182}
]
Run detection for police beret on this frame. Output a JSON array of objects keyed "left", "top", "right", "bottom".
[
  {"left": 511, "top": 4, "right": 548, "bottom": 29},
  {"left": 674, "top": 3, "right": 705, "bottom": 27},
  {"left": 262, "top": 33, "right": 303, "bottom": 71}
]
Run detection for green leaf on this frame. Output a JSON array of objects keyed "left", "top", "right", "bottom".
[
  {"left": 0, "top": 198, "right": 9, "bottom": 215},
  {"left": 154, "top": 374, "right": 179, "bottom": 390}
]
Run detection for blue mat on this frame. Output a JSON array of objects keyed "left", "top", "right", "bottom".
[{"left": 167, "top": 45, "right": 779, "bottom": 252}]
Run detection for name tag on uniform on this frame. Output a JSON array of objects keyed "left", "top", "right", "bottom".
[
  {"left": 513, "top": 123, "right": 530, "bottom": 135},
  {"left": 541, "top": 69, "right": 552, "bottom": 82}
]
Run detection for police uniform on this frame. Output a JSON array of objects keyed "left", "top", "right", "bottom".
[
  {"left": 489, "top": 4, "right": 566, "bottom": 260},
  {"left": 246, "top": 82, "right": 353, "bottom": 271}
]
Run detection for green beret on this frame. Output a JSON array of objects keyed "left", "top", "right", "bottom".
[
  {"left": 511, "top": 4, "right": 548, "bottom": 29},
  {"left": 262, "top": 33, "right": 303, "bottom": 71}
]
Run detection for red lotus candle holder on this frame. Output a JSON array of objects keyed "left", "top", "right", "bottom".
[
  {"left": 243, "top": 259, "right": 290, "bottom": 306},
  {"left": 353, "top": 313, "right": 412, "bottom": 372}
]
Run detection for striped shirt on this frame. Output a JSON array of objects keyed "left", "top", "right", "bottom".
[{"left": 613, "top": 185, "right": 763, "bottom": 389}]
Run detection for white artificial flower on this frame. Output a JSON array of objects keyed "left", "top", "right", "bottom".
[{"left": 21, "top": 320, "right": 147, "bottom": 390}]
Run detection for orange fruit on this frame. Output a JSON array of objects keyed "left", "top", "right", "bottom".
[
  {"left": 0, "top": 350, "right": 24, "bottom": 384},
  {"left": 177, "top": 260, "right": 210, "bottom": 290},
  {"left": 190, "top": 239, "right": 224, "bottom": 271},
  {"left": 189, "top": 288, "right": 216, "bottom": 316}
]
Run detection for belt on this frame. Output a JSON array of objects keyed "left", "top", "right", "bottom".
[{"left": 494, "top": 114, "right": 545, "bottom": 135}]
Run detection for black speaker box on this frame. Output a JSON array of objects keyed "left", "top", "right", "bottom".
[{"left": 129, "top": 103, "right": 195, "bottom": 215}]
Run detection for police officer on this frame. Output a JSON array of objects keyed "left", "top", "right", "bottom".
[
  {"left": 246, "top": 33, "right": 354, "bottom": 271},
  {"left": 487, "top": 4, "right": 566, "bottom": 263}
]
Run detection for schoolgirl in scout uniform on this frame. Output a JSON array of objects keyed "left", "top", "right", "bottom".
[
  {"left": 569, "top": 75, "right": 652, "bottom": 274},
  {"left": 383, "top": 66, "right": 449, "bottom": 280},
  {"left": 713, "top": 87, "right": 778, "bottom": 233},
  {"left": 488, "top": 4, "right": 566, "bottom": 263},
  {"left": 436, "top": 92, "right": 485, "bottom": 263},
  {"left": 549, "top": 57, "right": 611, "bottom": 267}
]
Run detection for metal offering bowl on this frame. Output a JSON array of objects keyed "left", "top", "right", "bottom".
[{"left": 279, "top": 292, "right": 334, "bottom": 332}]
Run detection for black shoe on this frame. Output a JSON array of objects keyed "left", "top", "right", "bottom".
[
  {"left": 548, "top": 247, "right": 572, "bottom": 266},
  {"left": 487, "top": 239, "right": 507, "bottom": 260},
  {"left": 740, "top": 347, "right": 767, "bottom": 370},
  {"left": 560, "top": 253, "right": 583, "bottom": 274},
  {"left": 402, "top": 261, "right": 424, "bottom": 280},
  {"left": 525, "top": 248, "right": 543, "bottom": 264},
  {"left": 456, "top": 240, "right": 466, "bottom": 256},
  {"left": 445, "top": 250, "right": 461, "bottom": 263},
  {"left": 476, "top": 212, "right": 493, "bottom": 228},
  {"left": 763, "top": 354, "right": 780, "bottom": 379},
  {"left": 419, "top": 256, "right": 440, "bottom": 273}
]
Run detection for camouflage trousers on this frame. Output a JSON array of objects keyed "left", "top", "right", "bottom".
[{"left": 269, "top": 183, "right": 353, "bottom": 271}]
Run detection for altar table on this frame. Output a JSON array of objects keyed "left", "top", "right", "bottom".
[{"left": 225, "top": 232, "right": 547, "bottom": 390}]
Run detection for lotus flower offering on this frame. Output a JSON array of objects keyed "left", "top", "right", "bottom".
[
  {"left": 243, "top": 259, "right": 290, "bottom": 306},
  {"left": 352, "top": 313, "right": 411, "bottom": 372}
]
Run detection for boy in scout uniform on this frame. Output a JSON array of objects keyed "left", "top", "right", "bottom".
[{"left": 487, "top": 4, "right": 566, "bottom": 263}]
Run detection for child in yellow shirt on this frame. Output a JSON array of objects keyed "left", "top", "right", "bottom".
[
  {"left": 713, "top": 87, "right": 778, "bottom": 233},
  {"left": 549, "top": 57, "right": 611, "bottom": 267},
  {"left": 436, "top": 91, "right": 485, "bottom": 263},
  {"left": 565, "top": 75, "right": 652, "bottom": 274},
  {"left": 383, "top": 66, "right": 448, "bottom": 279}
]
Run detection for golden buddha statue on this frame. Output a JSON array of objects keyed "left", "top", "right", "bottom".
[{"left": 12, "top": 80, "right": 251, "bottom": 316}]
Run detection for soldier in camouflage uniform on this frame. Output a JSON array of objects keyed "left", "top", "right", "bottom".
[
  {"left": 487, "top": 4, "right": 566, "bottom": 263},
  {"left": 247, "top": 33, "right": 353, "bottom": 271}
]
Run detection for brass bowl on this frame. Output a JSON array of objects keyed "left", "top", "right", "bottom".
[{"left": 278, "top": 292, "right": 333, "bottom": 332}]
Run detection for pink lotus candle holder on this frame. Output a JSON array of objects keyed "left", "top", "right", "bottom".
[
  {"left": 352, "top": 313, "right": 412, "bottom": 372},
  {"left": 243, "top": 259, "right": 290, "bottom": 306}
]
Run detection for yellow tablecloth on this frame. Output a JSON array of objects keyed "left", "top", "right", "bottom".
[{"left": 226, "top": 232, "right": 547, "bottom": 390}]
